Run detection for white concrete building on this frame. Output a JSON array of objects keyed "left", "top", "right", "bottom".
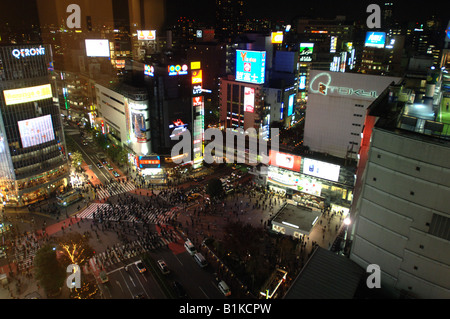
[{"left": 303, "top": 70, "right": 401, "bottom": 159}]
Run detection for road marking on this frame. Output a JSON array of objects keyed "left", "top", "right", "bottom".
[
  {"left": 174, "top": 255, "right": 183, "bottom": 266},
  {"left": 199, "top": 286, "right": 209, "bottom": 299},
  {"left": 119, "top": 269, "right": 134, "bottom": 297}
]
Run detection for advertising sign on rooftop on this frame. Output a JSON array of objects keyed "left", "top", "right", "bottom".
[
  {"left": 236, "top": 50, "right": 266, "bottom": 84},
  {"left": 271, "top": 31, "right": 284, "bottom": 44},
  {"left": 137, "top": 30, "right": 156, "bottom": 40}
]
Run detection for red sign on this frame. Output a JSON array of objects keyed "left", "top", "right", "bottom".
[
  {"left": 269, "top": 150, "right": 301, "bottom": 172},
  {"left": 192, "top": 96, "right": 203, "bottom": 106}
]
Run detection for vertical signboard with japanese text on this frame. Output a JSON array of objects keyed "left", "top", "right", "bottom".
[{"left": 192, "top": 67, "right": 204, "bottom": 168}]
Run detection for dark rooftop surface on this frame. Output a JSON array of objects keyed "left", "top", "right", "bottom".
[{"left": 284, "top": 247, "right": 365, "bottom": 299}]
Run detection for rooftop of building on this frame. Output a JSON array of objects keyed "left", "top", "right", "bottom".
[
  {"left": 368, "top": 75, "right": 450, "bottom": 145},
  {"left": 271, "top": 203, "right": 322, "bottom": 235},
  {"left": 284, "top": 247, "right": 365, "bottom": 299}
]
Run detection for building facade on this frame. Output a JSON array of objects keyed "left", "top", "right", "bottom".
[{"left": 0, "top": 44, "right": 69, "bottom": 207}]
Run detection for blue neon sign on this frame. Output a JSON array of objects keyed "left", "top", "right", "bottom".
[
  {"left": 364, "top": 32, "right": 386, "bottom": 48},
  {"left": 235, "top": 50, "right": 266, "bottom": 84}
]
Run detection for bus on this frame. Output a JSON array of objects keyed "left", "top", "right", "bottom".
[{"left": 56, "top": 189, "right": 83, "bottom": 206}]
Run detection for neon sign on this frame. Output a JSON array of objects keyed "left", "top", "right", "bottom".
[
  {"left": 309, "top": 72, "right": 378, "bottom": 99},
  {"left": 168, "top": 64, "right": 188, "bottom": 76},
  {"left": 12, "top": 46, "right": 45, "bottom": 59}
]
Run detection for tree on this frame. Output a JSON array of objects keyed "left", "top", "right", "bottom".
[
  {"left": 70, "top": 151, "right": 84, "bottom": 171},
  {"left": 57, "top": 232, "right": 95, "bottom": 267},
  {"left": 206, "top": 178, "right": 224, "bottom": 199},
  {"left": 34, "top": 244, "right": 66, "bottom": 296}
]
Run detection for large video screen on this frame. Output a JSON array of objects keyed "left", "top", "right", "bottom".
[
  {"left": 269, "top": 150, "right": 301, "bottom": 172},
  {"left": 85, "top": 39, "right": 110, "bottom": 57},
  {"left": 236, "top": 50, "right": 266, "bottom": 84},
  {"left": 18, "top": 114, "right": 55, "bottom": 148},
  {"left": 364, "top": 32, "right": 386, "bottom": 48},
  {"left": 302, "top": 158, "right": 340, "bottom": 182}
]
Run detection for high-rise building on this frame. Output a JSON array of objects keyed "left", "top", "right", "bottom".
[
  {"left": 0, "top": 44, "right": 69, "bottom": 207},
  {"left": 215, "top": 0, "right": 244, "bottom": 42},
  {"left": 349, "top": 81, "right": 450, "bottom": 299},
  {"left": 303, "top": 70, "right": 400, "bottom": 160}
]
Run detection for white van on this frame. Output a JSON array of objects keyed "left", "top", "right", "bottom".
[
  {"left": 184, "top": 239, "right": 197, "bottom": 256},
  {"left": 218, "top": 280, "right": 231, "bottom": 296},
  {"left": 193, "top": 252, "right": 208, "bottom": 268}
]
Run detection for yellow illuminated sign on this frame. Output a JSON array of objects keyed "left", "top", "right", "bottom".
[
  {"left": 191, "top": 61, "right": 201, "bottom": 70},
  {"left": 3, "top": 84, "right": 53, "bottom": 106},
  {"left": 192, "top": 70, "right": 203, "bottom": 84},
  {"left": 271, "top": 32, "right": 283, "bottom": 44}
]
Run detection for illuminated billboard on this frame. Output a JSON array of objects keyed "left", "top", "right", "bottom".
[
  {"left": 299, "top": 43, "right": 314, "bottom": 62},
  {"left": 269, "top": 150, "right": 301, "bottom": 172},
  {"left": 330, "top": 36, "right": 337, "bottom": 53},
  {"left": 115, "top": 60, "right": 125, "bottom": 68},
  {"left": 268, "top": 167, "right": 322, "bottom": 196},
  {"left": 244, "top": 87, "right": 255, "bottom": 113},
  {"left": 138, "top": 156, "right": 160, "bottom": 169},
  {"left": 236, "top": 50, "right": 266, "bottom": 84},
  {"left": 144, "top": 64, "right": 154, "bottom": 76},
  {"left": 302, "top": 158, "right": 340, "bottom": 182},
  {"left": 298, "top": 75, "right": 306, "bottom": 90},
  {"left": 288, "top": 94, "right": 295, "bottom": 116},
  {"left": 3, "top": 84, "right": 53, "bottom": 106},
  {"left": 191, "top": 70, "right": 203, "bottom": 84},
  {"left": 271, "top": 31, "right": 284, "bottom": 44},
  {"left": 137, "top": 30, "right": 156, "bottom": 40},
  {"left": 192, "top": 96, "right": 203, "bottom": 107},
  {"left": 18, "top": 114, "right": 55, "bottom": 148},
  {"left": 168, "top": 64, "right": 188, "bottom": 76},
  {"left": 191, "top": 61, "right": 201, "bottom": 70},
  {"left": 85, "top": 39, "right": 110, "bottom": 57},
  {"left": 364, "top": 32, "right": 386, "bottom": 48}
]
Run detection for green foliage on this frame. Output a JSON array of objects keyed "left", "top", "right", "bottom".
[
  {"left": 34, "top": 244, "right": 66, "bottom": 296},
  {"left": 70, "top": 151, "right": 83, "bottom": 168},
  {"left": 206, "top": 177, "right": 224, "bottom": 198}
]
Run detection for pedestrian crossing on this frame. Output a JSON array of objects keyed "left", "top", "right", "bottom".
[
  {"left": 95, "top": 181, "right": 136, "bottom": 201},
  {"left": 76, "top": 203, "right": 178, "bottom": 225}
]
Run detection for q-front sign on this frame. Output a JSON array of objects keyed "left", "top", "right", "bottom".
[
  {"left": 12, "top": 46, "right": 46, "bottom": 59},
  {"left": 309, "top": 72, "right": 378, "bottom": 99}
]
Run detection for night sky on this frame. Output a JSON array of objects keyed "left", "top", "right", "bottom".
[{"left": 1, "top": 0, "right": 449, "bottom": 31}]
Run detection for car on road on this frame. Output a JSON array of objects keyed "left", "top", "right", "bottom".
[
  {"left": 135, "top": 260, "right": 146, "bottom": 273},
  {"left": 82, "top": 140, "right": 88, "bottom": 146},
  {"left": 112, "top": 170, "right": 120, "bottom": 177},
  {"left": 173, "top": 281, "right": 188, "bottom": 299},
  {"left": 105, "top": 163, "right": 113, "bottom": 170},
  {"left": 218, "top": 280, "right": 231, "bottom": 297},
  {"left": 100, "top": 158, "right": 108, "bottom": 164},
  {"left": 96, "top": 162, "right": 103, "bottom": 169},
  {"left": 157, "top": 259, "right": 170, "bottom": 275}
]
